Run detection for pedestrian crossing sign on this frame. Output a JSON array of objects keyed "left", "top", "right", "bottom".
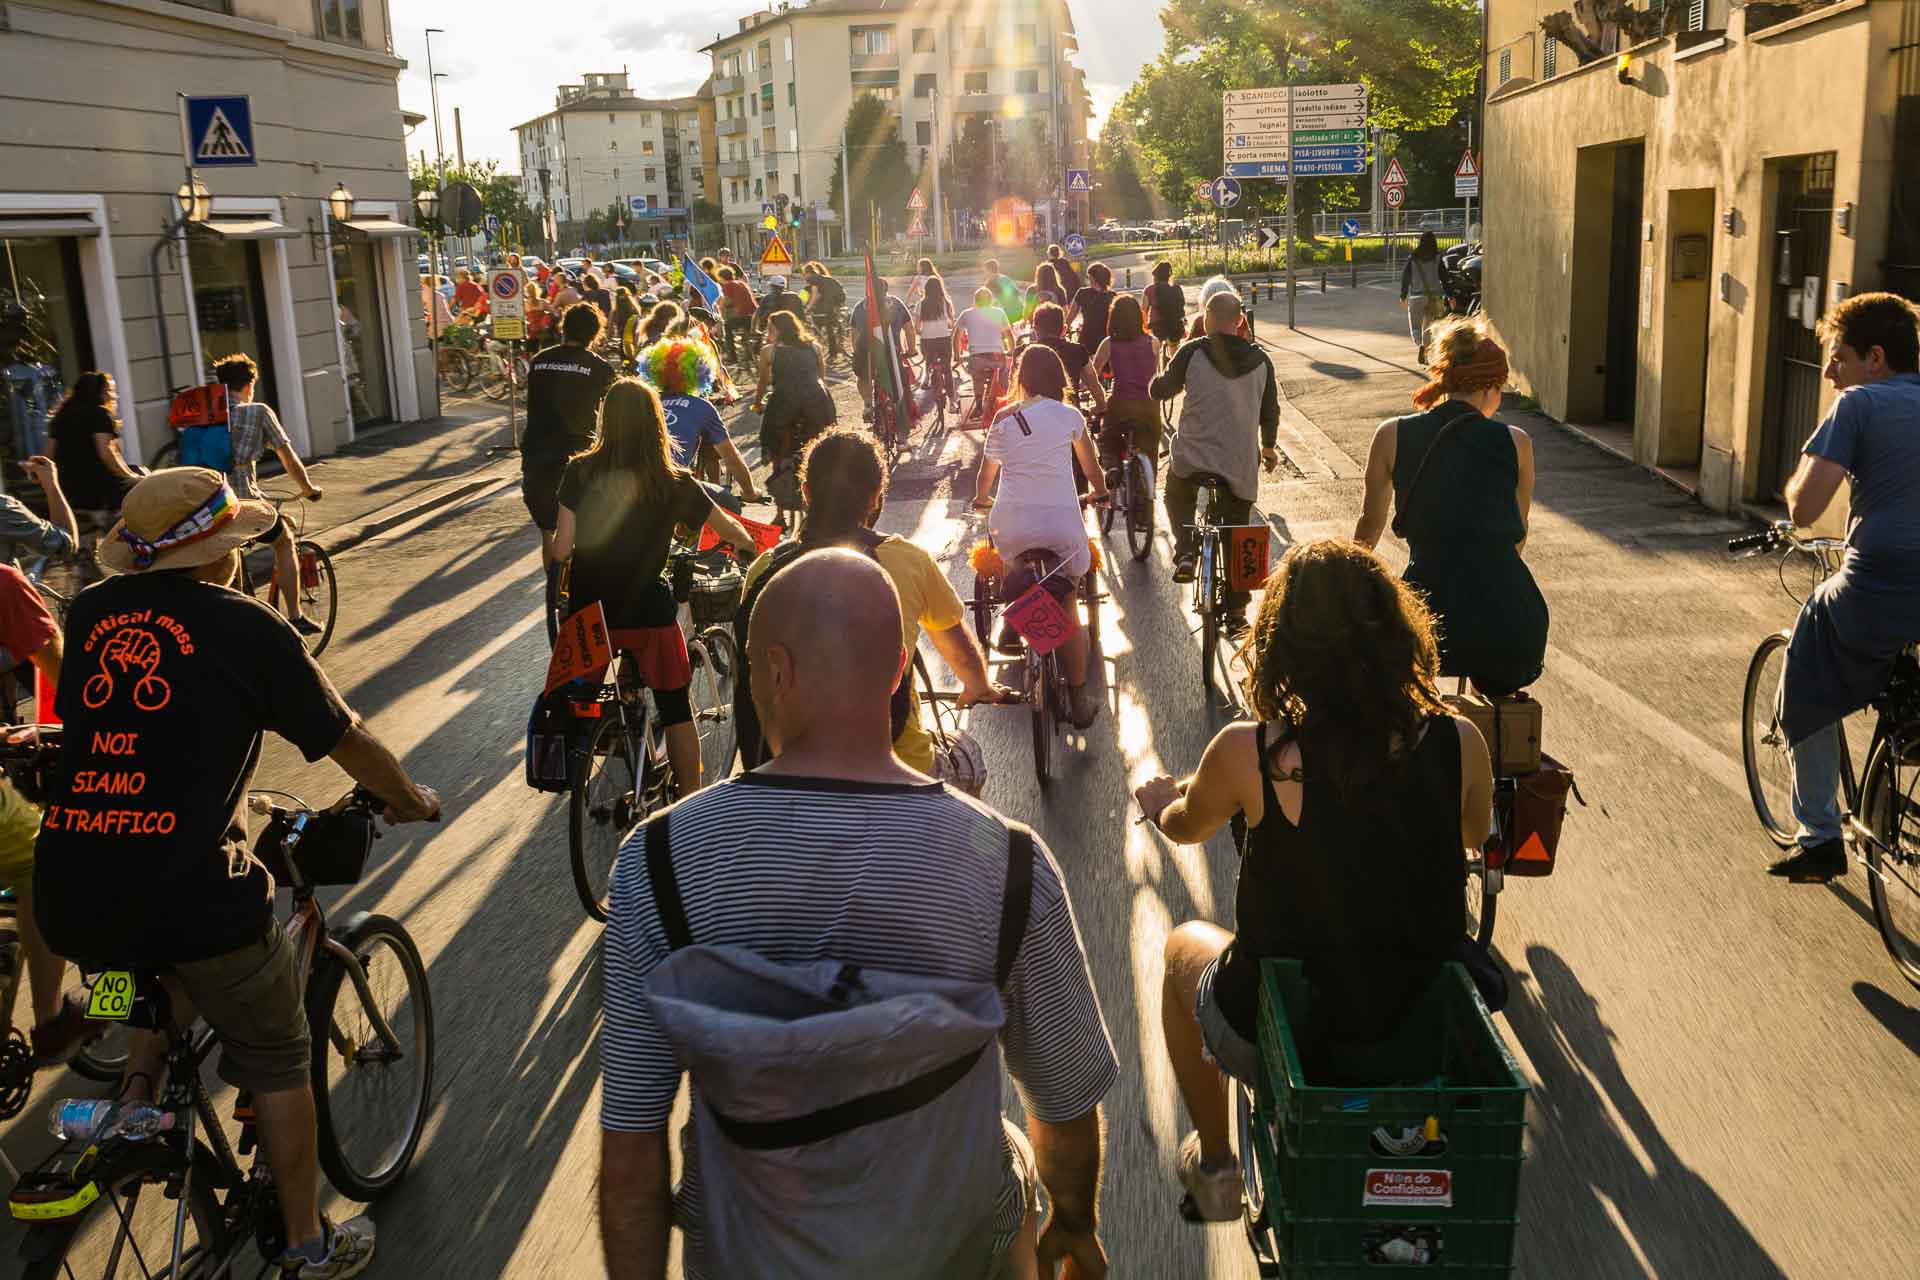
[
  {"left": 184, "top": 95, "right": 256, "bottom": 168},
  {"left": 760, "top": 234, "right": 794, "bottom": 269}
]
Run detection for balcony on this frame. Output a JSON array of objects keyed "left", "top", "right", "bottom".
[
  {"left": 719, "top": 116, "right": 749, "bottom": 137},
  {"left": 850, "top": 49, "right": 899, "bottom": 70},
  {"left": 950, "top": 91, "right": 1052, "bottom": 116},
  {"left": 712, "top": 74, "right": 745, "bottom": 96},
  {"left": 719, "top": 159, "right": 751, "bottom": 179},
  {"left": 955, "top": 44, "right": 997, "bottom": 68}
]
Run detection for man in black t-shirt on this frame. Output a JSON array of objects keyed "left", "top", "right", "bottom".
[
  {"left": 752, "top": 275, "right": 805, "bottom": 339},
  {"left": 525, "top": 304, "right": 618, "bottom": 633},
  {"left": 35, "top": 468, "right": 439, "bottom": 1279},
  {"left": 1030, "top": 303, "right": 1105, "bottom": 415}
]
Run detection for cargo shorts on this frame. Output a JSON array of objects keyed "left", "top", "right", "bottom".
[
  {"left": 0, "top": 780, "right": 42, "bottom": 891},
  {"left": 171, "top": 925, "right": 310, "bottom": 1095}
]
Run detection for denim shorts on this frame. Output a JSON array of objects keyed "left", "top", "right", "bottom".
[{"left": 1195, "top": 957, "right": 1262, "bottom": 1085}]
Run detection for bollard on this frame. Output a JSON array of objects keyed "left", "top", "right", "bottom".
[
  {"left": 1125, "top": 267, "right": 1133, "bottom": 289},
  {"left": 1352, "top": 259, "right": 1359, "bottom": 289},
  {"left": 1320, "top": 270, "right": 1327, "bottom": 293}
]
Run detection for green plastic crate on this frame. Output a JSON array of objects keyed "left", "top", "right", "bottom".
[{"left": 1250, "top": 959, "right": 1530, "bottom": 1276}]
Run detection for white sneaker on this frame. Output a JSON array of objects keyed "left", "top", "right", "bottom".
[
  {"left": 1177, "top": 1130, "right": 1243, "bottom": 1222},
  {"left": 280, "top": 1215, "right": 376, "bottom": 1278}
]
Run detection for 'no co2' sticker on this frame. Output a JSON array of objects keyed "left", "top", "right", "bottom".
[{"left": 85, "top": 970, "right": 136, "bottom": 1021}]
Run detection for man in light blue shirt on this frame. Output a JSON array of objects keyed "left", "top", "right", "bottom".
[{"left": 1772, "top": 292, "right": 1920, "bottom": 881}]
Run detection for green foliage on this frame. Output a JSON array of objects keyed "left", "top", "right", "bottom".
[
  {"left": 1092, "top": 117, "right": 1159, "bottom": 221},
  {"left": 827, "top": 94, "right": 918, "bottom": 240},
  {"left": 409, "top": 155, "right": 537, "bottom": 245},
  {"left": 1117, "top": 0, "right": 1480, "bottom": 232}
]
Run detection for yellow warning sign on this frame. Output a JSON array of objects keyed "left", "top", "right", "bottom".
[{"left": 760, "top": 234, "right": 794, "bottom": 268}]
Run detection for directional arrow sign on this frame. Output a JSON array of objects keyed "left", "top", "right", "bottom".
[
  {"left": 1224, "top": 159, "right": 1369, "bottom": 179},
  {"left": 1292, "top": 129, "right": 1366, "bottom": 147},
  {"left": 1212, "top": 176, "right": 1242, "bottom": 208},
  {"left": 1290, "top": 145, "right": 1366, "bottom": 162},
  {"left": 1256, "top": 226, "right": 1283, "bottom": 250},
  {"left": 1342, "top": 219, "right": 1362, "bottom": 238},
  {"left": 1225, "top": 108, "right": 1368, "bottom": 133}
]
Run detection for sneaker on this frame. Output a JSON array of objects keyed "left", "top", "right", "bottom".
[
  {"left": 1068, "top": 682, "right": 1101, "bottom": 729},
  {"left": 280, "top": 1215, "right": 375, "bottom": 1278},
  {"left": 291, "top": 616, "right": 325, "bottom": 638},
  {"left": 1175, "top": 1130, "right": 1243, "bottom": 1223},
  {"left": 1172, "top": 554, "right": 1197, "bottom": 584},
  {"left": 996, "top": 623, "right": 1024, "bottom": 656},
  {"left": 1767, "top": 838, "right": 1847, "bottom": 882},
  {"left": 30, "top": 996, "right": 102, "bottom": 1068}
]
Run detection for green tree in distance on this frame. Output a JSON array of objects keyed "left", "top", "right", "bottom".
[
  {"left": 1092, "top": 116, "right": 1160, "bottom": 222},
  {"left": 827, "top": 94, "right": 917, "bottom": 241}
]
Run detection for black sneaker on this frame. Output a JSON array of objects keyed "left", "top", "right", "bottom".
[
  {"left": 1172, "top": 555, "right": 1197, "bottom": 584},
  {"left": 291, "top": 616, "right": 325, "bottom": 638},
  {"left": 1767, "top": 838, "right": 1847, "bottom": 882},
  {"left": 1222, "top": 613, "right": 1251, "bottom": 642}
]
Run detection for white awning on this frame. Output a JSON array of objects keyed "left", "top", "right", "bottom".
[
  {"left": 199, "top": 219, "right": 298, "bottom": 241},
  {"left": 0, "top": 213, "right": 102, "bottom": 238},
  {"left": 340, "top": 218, "right": 420, "bottom": 239}
]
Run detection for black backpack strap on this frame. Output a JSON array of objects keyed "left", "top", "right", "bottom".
[
  {"left": 1390, "top": 415, "right": 1466, "bottom": 540},
  {"left": 996, "top": 823, "right": 1036, "bottom": 989},
  {"left": 645, "top": 811, "right": 694, "bottom": 951}
]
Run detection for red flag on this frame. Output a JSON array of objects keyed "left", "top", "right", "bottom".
[{"left": 864, "top": 252, "right": 912, "bottom": 419}]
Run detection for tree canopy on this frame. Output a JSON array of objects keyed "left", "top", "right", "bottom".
[{"left": 828, "top": 94, "right": 918, "bottom": 240}]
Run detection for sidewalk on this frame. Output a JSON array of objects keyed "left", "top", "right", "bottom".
[{"left": 268, "top": 396, "right": 523, "bottom": 554}]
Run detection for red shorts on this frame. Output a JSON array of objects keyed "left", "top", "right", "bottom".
[{"left": 605, "top": 626, "right": 692, "bottom": 694}]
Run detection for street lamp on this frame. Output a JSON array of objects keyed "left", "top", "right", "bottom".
[
  {"left": 328, "top": 182, "right": 356, "bottom": 225},
  {"left": 174, "top": 174, "right": 211, "bottom": 223},
  {"left": 413, "top": 186, "right": 441, "bottom": 227}
]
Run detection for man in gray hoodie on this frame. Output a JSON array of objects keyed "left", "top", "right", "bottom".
[{"left": 1151, "top": 291, "right": 1281, "bottom": 637}]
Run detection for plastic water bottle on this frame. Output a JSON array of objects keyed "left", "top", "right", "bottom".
[{"left": 47, "top": 1099, "right": 177, "bottom": 1143}]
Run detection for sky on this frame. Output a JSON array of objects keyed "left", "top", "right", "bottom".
[{"left": 390, "top": 0, "right": 1165, "bottom": 174}]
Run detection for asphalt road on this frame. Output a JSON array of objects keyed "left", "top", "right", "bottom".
[{"left": 6, "top": 291, "right": 1920, "bottom": 1279}]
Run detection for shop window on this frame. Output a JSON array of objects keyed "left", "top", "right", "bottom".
[
  {"left": 331, "top": 236, "right": 390, "bottom": 425},
  {"left": 0, "top": 236, "right": 94, "bottom": 474},
  {"left": 188, "top": 236, "right": 278, "bottom": 410}
]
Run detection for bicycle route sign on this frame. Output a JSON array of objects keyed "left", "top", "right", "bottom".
[
  {"left": 1064, "top": 232, "right": 1086, "bottom": 258},
  {"left": 487, "top": 268, "right": 526, "bottom": 340}
]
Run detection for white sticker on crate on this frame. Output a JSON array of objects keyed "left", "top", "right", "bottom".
[{"left": 1362, "top": 1168, "right": 1453, "bottom": 1208}]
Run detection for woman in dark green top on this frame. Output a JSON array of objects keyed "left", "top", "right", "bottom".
[{"left": 1354, "top": 316, "right": 1547, "bottom": 694}]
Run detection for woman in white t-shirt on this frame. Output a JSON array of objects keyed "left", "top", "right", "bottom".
[
  {"left": 916, "top": 277, "right": 960, "bottom": 412},
  {"left": 973, "top": 344, "right": 1109, "bottom": 727},
  {"left": 904, "top": 257, "right": 938, "bottom": 309}
]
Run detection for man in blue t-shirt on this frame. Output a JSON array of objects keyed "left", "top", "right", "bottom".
[
  {"left": 1772, "top": 292, "right": 1920, "bottom": 882},
  {"left": 638, "top": 337, "right": 762, "bottom": 506}
]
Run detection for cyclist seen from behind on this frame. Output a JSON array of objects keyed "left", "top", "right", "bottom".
[
  {"left": 957, "top": 286, "right": 1015, "bottom": 413},
  {"left": 1030, "top": 303, "right": 1106, "bottom": 417},
  {"left": 917, "top": 276, "right": 960, "bottom": 412},
  {"left": 1143, "top": 260, "right": 1185, "bottom": 363},
  {"left": 525, "top": 304, "right": 619, "bottom": 635},
  {"left": 636, "top": 338, "right": 761, "bottom": 505},
  {"left": 33, "top": 467, "right": 440, "bottom": 1278},
  {"left": 1139, "top": 540, "right": 1490, "bottom": 1221},
  {"left": 1352, "top": 316, "right": 1547, "bottom": 697},
  {"left": 1151, "top": 290, "right": 1281, "bottom": 638},
  {"left": 851, "top": 274, "right": 917, "bottom": 423},
  {"left": 801, "top": 261, "right": 848, "bottom": 360},
  {"left": 213, "top": 354, "right": 326, "bottom": 638},
  {"left": 1769, "top": 292, "right": 1920, "bottom": 881},
  {"left": 974, "top": 346, "right": 1109, "bottom": 728},
  {"left": 551, "top": 379, "right": 759, "bottom": 795},
  {"left": 1090, "top": 294, "right": 1159, "bottom": 469}
]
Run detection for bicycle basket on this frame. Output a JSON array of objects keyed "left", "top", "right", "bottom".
[
  {"left": 253, "top": 804, "right": 375, "bottom": 887},
  {"left": 689, "top": 568, "right": 744, "bottom": 626}
]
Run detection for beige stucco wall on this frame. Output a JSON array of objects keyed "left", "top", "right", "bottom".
[
  {"left": 1482, "top": 0, "right": 1890, "bottom": 512},
  {"left": 1, "top": 0, "right": 421, "bottom": 459}
]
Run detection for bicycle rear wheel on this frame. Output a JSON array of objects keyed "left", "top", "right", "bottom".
[
  {"left": 1863, "top": 735, "right": 1920, "bottom": 989},
  {"left": 309, "top": 913, "right": 434, "bottom": 1200},
  {"left": 440, "top": 348, "right": 475, "bottom": 395},
  {"left": 1236, "top": 1083, "right": 1282, "bottom": 1278},
  {"left": 478, "top": 354, "right": 510, "bottom": 401},
  {"left": 1100, "top": 468, "right": 1119, "bottom": 535},
  {"left": 571, "top": 711, "right": 639, "bottom": 922},
  {"left": 1029, "top": 653, "right": 1053, "bottom": 788},
  {"left": 19, "top": 1140, "right": 232, "bottom": 1280},
  {"left": 291, "top": 542, "right": 338, "bottom": 657},
  {"left": 1741, "top": 632, "right": 1797, "bottom": 849},
  {"left": 1126, "top": 455, "right": 1154, "bottom": 562},
  {"left": 1198, "top": 541, "right": 1221, "bottom": 702},
  {"left": 689, "top": 630, "right": 739, "bottom": 787},
  {"left": 1465, "top": 849, "right": 1498, "bottom": 948}
]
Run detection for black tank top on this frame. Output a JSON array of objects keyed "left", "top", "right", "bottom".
[{"left": 1212, "top": 717, "right": 1465, "bottom": 1052}]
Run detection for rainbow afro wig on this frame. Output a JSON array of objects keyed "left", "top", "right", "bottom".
[{"left": 638, "top": 338, "right": 720, "bottom": 398}]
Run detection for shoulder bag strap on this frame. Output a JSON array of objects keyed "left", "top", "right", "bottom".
[
  {"left": 644, "top": 811, "right": 694, "bottom": 951},
  {"left": 1390, "top": 416, "right": 1465, "bottom": 539},
  {"left": 996, "top": 823, "right": 1036, "bottom": 989}
]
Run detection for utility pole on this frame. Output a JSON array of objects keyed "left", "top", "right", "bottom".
[
  {"left": 1285, "top": 82, "right": 1297, "bottom": 330},
  {"left": 425, "top": 28, "right": 447, "bottom": 287},
  {"left": 840, "top": 127, "right": 852, "bottom": 257},
  {"left": 930, "top": 86, "right": 946, "bottom": 255},
  {"left": 1370, "top": 127, "right": 1382, "bottom": 235},
  {"left": 454, "top": 106, "right": 469, "bottom": 266}
]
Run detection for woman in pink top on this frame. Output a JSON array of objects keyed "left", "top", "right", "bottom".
[{"left": 1090, "top": 293, "right": 1160, "bottom": 465}]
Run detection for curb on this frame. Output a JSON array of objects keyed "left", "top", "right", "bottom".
[{"left": 312, "top": 470, "right": 516, "bottom": 557}]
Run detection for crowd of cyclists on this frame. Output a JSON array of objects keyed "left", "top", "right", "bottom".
[{"left": 2, "top": 206, "right": 1917, "bottom": 1276}]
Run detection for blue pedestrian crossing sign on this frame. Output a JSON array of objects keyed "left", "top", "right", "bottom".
[
  {"left": 1342, "top": 219, "right": 1362, "bottom": 238},
  {"left": 184, "top": 96, "right": 255, "bottom": 168},
  {"left": 1064, "top": 233, "right": 1086, "bottom": 258},
  {"left": 1065, "top": 169, "right": 1091, "bottom": 194}
]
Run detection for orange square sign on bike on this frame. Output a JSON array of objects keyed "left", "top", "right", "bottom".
[
  {"left": 1227, "top": 525, "right": 1272, "bottom": 592},
  {"left": 547, "top": 602, "right": 613, "bottom": 694},
  {"left": 760, "top": 234, "right": 794, "bottom": 270},
  {"left": 1004, "top": 584, "right": 1079, "bottom": 657}
]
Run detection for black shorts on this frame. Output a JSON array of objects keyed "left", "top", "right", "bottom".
[{"left": 522, "top": 455, "right": 568, "bottom": 532}]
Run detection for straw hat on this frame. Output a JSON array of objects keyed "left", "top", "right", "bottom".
[{"left": 97, "top": 468, "right": 277, "bottom": 575}]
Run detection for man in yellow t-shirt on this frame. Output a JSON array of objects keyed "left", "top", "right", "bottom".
[{"left": 740, "top": 430, "right": 1006, "bottom": 774}]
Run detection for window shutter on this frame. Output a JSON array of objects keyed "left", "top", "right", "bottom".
[
  {"left": 1499, "top": 47, "right": 1511, "bottom": 85},
  {"left": 1543, "top": 35, "right": 1557, "bottom": 78},
  {"left": 1688, "top": 0, "right": 1707, "bottom": 32}
]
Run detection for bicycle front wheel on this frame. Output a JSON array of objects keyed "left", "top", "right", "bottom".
[
  {"left": 689, "top": 630, "right": 739, "bottom": 787},
  {"left": 478, "top": 355, "right": 510, "bottom": 401},
  {"left": 309, "top": 913, "right": 434, "bottom": 1200},
  {"left": 1465, "top": 850, "right": 1498, "bottom": 949},
  {"left": 1863, "top": 735, "right": 1920, "bottom": 989},
  {"left": 1126, "top": 456, "right": 1154, "bottom": 562},
  {"left": 1741, "top": 631, "right": 1797, "bottom": 848},
  {"left": 571, "top": 711, "right": 639, "bottom": 922},
  {"left": 440, "top": 349, "right": 475, "bottom": 395},
  {"left": 292, "top": 542, "right": 338, "bottom": 657}
]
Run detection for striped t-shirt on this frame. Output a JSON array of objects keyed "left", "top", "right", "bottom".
[{"left": 601, "top": 772, "right": 1120, "bottom": 1252}]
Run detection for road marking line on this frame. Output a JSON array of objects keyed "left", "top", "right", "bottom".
[{"left": 1543, "top": 640, "right": 1749, "bottom": 804}]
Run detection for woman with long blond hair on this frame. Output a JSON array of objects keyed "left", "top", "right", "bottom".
[
  {"left": 1136, "top": 538, "right": 1493, "bottom": 1223},
  {"left": 552, "top": 379, "right": 757, "bottom": 792},
  {"left": 1352, "top": 314, "right": 1547, "bottom": 695}
]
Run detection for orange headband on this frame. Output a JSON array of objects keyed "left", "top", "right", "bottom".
[{"left": 1412, "top": 337, "right": 1509, "bottom": 410}]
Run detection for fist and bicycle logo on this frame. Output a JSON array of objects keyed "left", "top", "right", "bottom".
[{"left": 83, "top": 629, "right": 173, "bottom": 712}]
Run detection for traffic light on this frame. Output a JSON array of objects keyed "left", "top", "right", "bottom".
[{"left": 790, "top": 208, "right": 803, "bottom": 229}]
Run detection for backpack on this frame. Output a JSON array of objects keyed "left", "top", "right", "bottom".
[
  {"left": 176, "top": 424, "right": 233, "bottom": 472},
  {"left": 732, "top": 529, "right": 912, "bottom": 769},
  {"left": 524, "top": 681, "right": 596, "bottom": 792},
  {"left": 640, "top": 808, "right": 1035, "bottom": 1279},
  {"left": 174, "top": 388, "right": 236, "bottom": 472},
  {"left": 167, "top": 383, "right": 228, "bottom": 430}
]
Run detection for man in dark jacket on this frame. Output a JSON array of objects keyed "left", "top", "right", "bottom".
[{"left": 1151, "top": 291, "right": 1281, "bottom": 636}]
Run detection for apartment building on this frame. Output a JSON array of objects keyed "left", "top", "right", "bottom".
[
  {"left": 0, "top": 0, "right": 429, "bottom": 473},
  {"left": 514, "top": 72, "right": 718, "bottom": 249},
  {"left": 703, "top": 0, "right": 1090, "bottom": 261},
  {"left": 1482, "top": 0, "right": 1919, "bottom": 514}
]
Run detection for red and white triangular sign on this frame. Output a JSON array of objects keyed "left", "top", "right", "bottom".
[
  {"left": 1381, "top": 156, "right": 1409, "bottom": 188},
  {"left": 906, "top": 189, "right": 927, "bottom": 211},
  {"left": 1455, "top": 150, "right": 1479, "bottom": 179},
  {"left": 907, "top": 211, "right": 927, "bottom": 237}
]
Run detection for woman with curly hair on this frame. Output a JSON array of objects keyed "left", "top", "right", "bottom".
[
  {"left": 1135, "top": 538, "right": 1493, "bottom": 1223},
  {"left": 636, "top": 336, "right": 761, "bottom": 503},
  {"left": 1352, "top": 314, "right": 1548, "bottom": 695}
]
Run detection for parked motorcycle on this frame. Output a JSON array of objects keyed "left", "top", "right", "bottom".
[{"left": 1440, "top": 241, "right": 1483, "bottom": 315}]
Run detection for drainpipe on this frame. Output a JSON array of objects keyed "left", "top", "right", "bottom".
[{"left": 147, "top": 215, "right": 189, "bottom": 396}]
